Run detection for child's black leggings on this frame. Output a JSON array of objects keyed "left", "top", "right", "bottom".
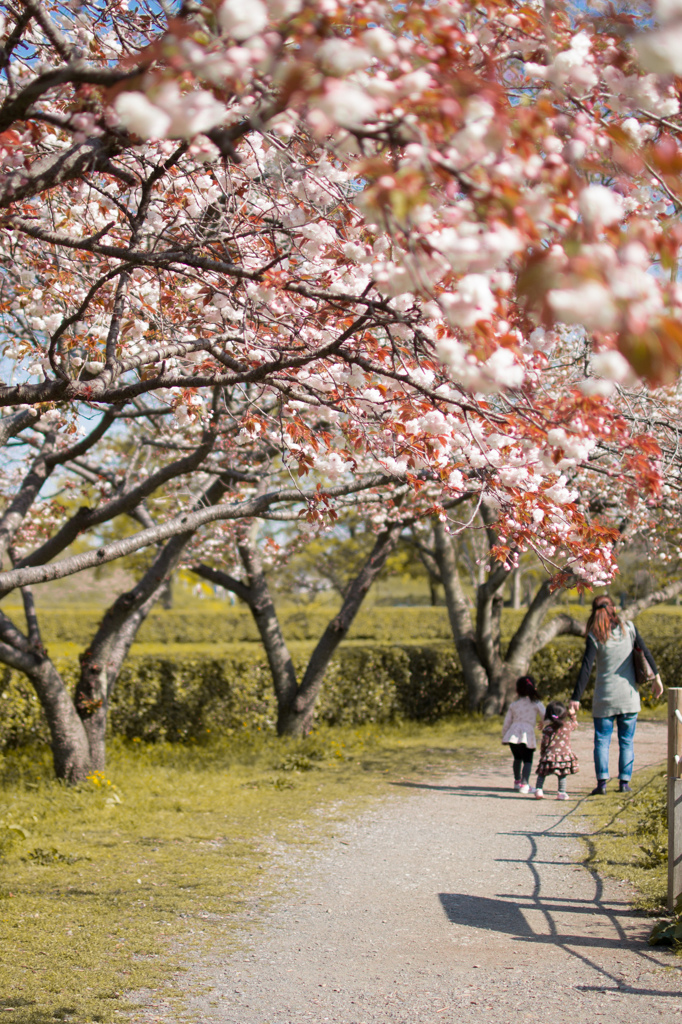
[{"left": 509, "top": 742, "right": 534, "bottom": 785}]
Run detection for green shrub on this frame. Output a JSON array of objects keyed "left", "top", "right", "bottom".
[
  {"left": 109, "top": 645, "right": 277, "bottom": 741},
  {"left": 0, "top": 667, "right": 50, "bottom": 748},
  {"left": 0, "top": 604, "right": 679, "bottom": 752},
  {"left": 0, "top": 604, "right": 456, "bottom": 645},
  {"left": 107, "top": 642, "right": 470, "bottom": 741},
  {"left": 0, "top": 641, "right": 467, "bottom": 748},
  {"left": 2, "top": 600, "right": 679, "bottom": 647}
]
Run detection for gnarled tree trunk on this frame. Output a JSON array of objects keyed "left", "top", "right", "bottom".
[
  {"left": 428, "top": 512, "right": 587, "bottom": 714},
  {"left": 0, "top": 471, "right": 229, "bottom": 779},
  {"left": 75, "top": 530, "right": 194, "bottom": 769},
  {"left": 193, "top": 518, "right": 404, "bottom": 737},
  {"left": 0, "top": 595, "right": 92, "bottom": 781},
  {"left": 75, "top": 474, "right": 231, "bottom": 767},
  {"left": 432, "top": 520, "right": 488, "bottom": 708}
]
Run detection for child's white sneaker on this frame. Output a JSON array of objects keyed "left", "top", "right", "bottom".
[
  {"left": 518, "top": 784, "right": 530, "bottom": 794},
  {"left": 534, "top": 789, "right": 544, "bottom": 799},
  {"left": 557, "top": 792, "right": 569, "bottom": 801}
]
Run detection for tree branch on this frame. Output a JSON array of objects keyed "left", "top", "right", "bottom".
[
  {"left": 623, "top": 578, "right": 682, "bottom": 619},
  {"left": 505, "top": 577, "right": 563, "bottom": 665},
  {"left": 0, "top": 476, "right": 395, "bottom": 594},
  {"left": 191, "top": 562, "right": 252, "bottom": 605},
  {"left": 0, "top": 136, "right": 124, "bottom": 208},
  {"left": 22, "top": 430, "right": 217, "bottom": 569},
  {"left": 533, "top": 612, "right": 586, "bottom": 652},
  {"left": 0, "top": 407, "right": 41, "bottom": 446}
]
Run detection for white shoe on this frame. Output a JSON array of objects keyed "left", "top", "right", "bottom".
[
  {"left": 518, "top": 784, "right": 530, "bottom": 794},
  {"left": 557, "top": 792, "right": 569, "bottom": 801},
  {"left": 534, "top": 789, "right": 544, "bottom": 799}
]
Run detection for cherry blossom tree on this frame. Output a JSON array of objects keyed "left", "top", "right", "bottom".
[
  {"left": 412, "top": 330, "right": 682, "bottom": 713},
  {"left": 2, "top": 0, "right": 682, "bottom": 410},
  {"left": 0, "top": 2, "right": 676, "bottom": 550},
  {"left": 0, "top": 328, "right": 670, "bottom": 766},
  {"left": 1, "top": 0, "right": 682, "bottom": 762},
  {"left": 0, "top": 391, "right": 399, "bottom": 777},
  {"left": 173, "top": 322, "right": 669, "bottom": 729}
]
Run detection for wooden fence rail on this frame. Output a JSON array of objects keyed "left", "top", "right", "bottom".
[{"left": 668, "top": 687, "right": 682, "bottom": 911}]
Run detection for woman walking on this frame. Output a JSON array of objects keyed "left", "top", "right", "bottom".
[{"left": 569, "top": 595, "right": 663, "bottom": 794}]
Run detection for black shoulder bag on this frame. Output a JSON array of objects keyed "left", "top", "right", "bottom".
[{"left": 631, "top": 623, "right": 654, "bottom": 687}]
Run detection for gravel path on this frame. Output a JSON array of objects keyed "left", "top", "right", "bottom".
[{"left": 184, "top": 720, "right": 682, "bottom": 1023}]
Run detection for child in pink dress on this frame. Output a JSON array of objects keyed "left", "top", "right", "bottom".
[{"left": 535, "top": 700, "right": 579, "bottom": 801}]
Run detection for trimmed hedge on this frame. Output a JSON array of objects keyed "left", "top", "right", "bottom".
[
  {"left": 0, "top": 642, "right": 469, "bottom": 748},
  {"left": 0, "top": 607, "right": 680, "bottom": 752},
  {"left": 4, "top": 602, "right": 682, "bottom": 648},
  {"left": 0, "top": 604, "right": 456, "bottom": 645},
  {"left": 0, "top": 667, "right": 46, "bottom": 750}
]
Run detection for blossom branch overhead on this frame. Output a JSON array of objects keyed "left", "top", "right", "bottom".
[{"left": 0, "top": 0, "right": 677, "bottom": 592}]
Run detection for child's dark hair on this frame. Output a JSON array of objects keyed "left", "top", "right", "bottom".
[
  {"left": 545, "top": 699, "right": 568, "bottom": 731},
  {"left": 516, "top": 675, "right": 541, "bottom": 702}
]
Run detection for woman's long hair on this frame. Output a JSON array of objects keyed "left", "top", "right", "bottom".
[{"left": 585, "top": 595, "right": 621, "bottom": 643}]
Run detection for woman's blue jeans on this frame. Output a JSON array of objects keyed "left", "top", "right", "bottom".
[{"left": 593, "top": 713, "right": 638, "bottom": 781}]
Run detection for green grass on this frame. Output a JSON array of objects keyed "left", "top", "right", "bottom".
[
  {"left": 577, "top": 764, "right": 668, "bottom": 913},
  {"left": 0, "top": 718, "right": 500, "bottom": 1024}
]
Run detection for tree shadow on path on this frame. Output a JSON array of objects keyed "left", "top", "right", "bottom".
[
  {"left": 437, "top": 799, "right": 682, "bottom": 1000},
  {"left": 392, "top": 781, "right": 522, "bottom": 799}
]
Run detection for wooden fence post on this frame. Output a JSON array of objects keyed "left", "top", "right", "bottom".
[{"left": 668, "top": 688, "right": 682, "bottom": 912}]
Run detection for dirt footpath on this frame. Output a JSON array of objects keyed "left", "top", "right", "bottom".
[{"left": 185, "top": 720, "right": 682, "bottom": 1023}]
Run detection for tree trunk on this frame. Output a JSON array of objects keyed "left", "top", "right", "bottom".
[
  {"left": 432, "top": 520, "right": 489, "bottom": 709},
  {"left": 279, "top": 520, "right": 403, "bottom": 735},
  {"left": 74, "top": 472, "right": 230, "bottom": 769},
  {"left": 34, "top": 659, "right": 93, "bottom": 781},
  {"left": 461, "top": 501, "right": 512, "bottom": 715},
  {"left": 285, "top": 520, "right": 402, "bottom": 734},
  {"left": 510, "top": 569, "right": 522, "bottom": 610},
  {"left": 194, "top": 518, "right": 404, "bottom": 737},
  {"left": 192, "top": 545, "right": 300, "bottom": 731},
  {"left": 484, "top": 661, "right": 516, "bottom": 715},
  {"left": 0, "top": 613, "right": 92, "bottom": 781},
  {"left": 160, "top": 578, "right": 173, "bottom": 609},
  {"left": 76, "top": 530, "right": 197, "bottom": 765},
  {"left": 431, "top": 514, "right": 584, "bottom": 714}
]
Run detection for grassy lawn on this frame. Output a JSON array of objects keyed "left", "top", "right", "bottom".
[
  {"left": 0, "top": 719, "right": 500, "bottom": 1024},
  {"left": 577, "top": 763, "right": 668, "bottom": 913}
]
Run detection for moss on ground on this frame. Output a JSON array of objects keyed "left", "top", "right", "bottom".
[
  {"left": 576, "top": 764, "right": 667, "bottom": 913},
  {"left": 0, "top": 718, "right": 499, "bottom": 1024}
]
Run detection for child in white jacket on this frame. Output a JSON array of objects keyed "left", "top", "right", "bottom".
[{"left": 502, "top": 676, "right": 545, "bottom": 794}]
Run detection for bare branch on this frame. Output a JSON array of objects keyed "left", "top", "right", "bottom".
[
  {"left": 0, "top": 475, "right": 403, "bottom": 593},
  {"left": 19, "top": 0, "right": 74, "bottom": 61},
  {"left": 0, "top": 406, "right": 41, "bottom": 446},
  {"left": 623, "top": 579, "right": 682, "bottom": 619},
  {"left": 533, "top": 613, "right": 586, "bottom": 651},
  {"left": 191, "top": 562, "right": 252, "bottom": 604}
]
